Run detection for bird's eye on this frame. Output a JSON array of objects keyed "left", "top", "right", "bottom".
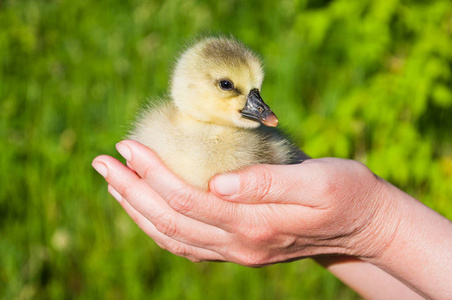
[{"left": 219, "top": 80, "right": 234, "bottom": 91}]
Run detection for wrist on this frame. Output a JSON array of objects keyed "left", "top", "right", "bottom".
[{"left": 350, "top": 177, "right": 406, "bottom": 260}]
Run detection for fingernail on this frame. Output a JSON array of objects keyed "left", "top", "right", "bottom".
[
  {"left": 108, "top": 185, "right": 122, "bottom": 202},
  {"left": 116, "top": 142, "right": 131, "bottom": 161},
  {"left": 213, "top": 173, "right": 240, "bottom": 196},
  {"left": 92, "top": 162, "right": 108, "bottom": 178}
]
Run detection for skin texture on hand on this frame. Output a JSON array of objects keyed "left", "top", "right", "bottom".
[
  {"left": 92, "top": 140, "right": 452, "bottom": 299},
  {"left": 92, "top": 140, "right": 394, "bottom": 264}
]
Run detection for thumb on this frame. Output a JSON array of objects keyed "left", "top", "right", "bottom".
[{"left": 209, "top": 163, "right": 308, "bottom": 204}]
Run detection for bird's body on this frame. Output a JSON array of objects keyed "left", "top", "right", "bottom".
[{"left": 129, "top": 37, "right": 308, "bottom": 189}]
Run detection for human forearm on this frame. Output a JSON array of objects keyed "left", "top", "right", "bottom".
[
  {"left": 366, "top": 183, "right": 452, "bottom": 299},
  {"left": 315, "top": 256, "right": 423, "bottom": 299}
]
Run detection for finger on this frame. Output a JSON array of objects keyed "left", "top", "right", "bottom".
[
  {"left": 115, "top": 140, "right": 241, "bottom": 228},
  {"left": 108, "top": 184, "right": 225, "bottom": 262},
  {"left": 209, "top": 159, "right": 331, "bottom": 206},
  {"left": 92, "top": 155, "right": 228, "bottom": 249}
]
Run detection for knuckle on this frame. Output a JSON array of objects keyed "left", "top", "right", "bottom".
[
  {"left": 237, "top": 226, "right": 275, "bottom": 246},
  {"left": 316, "top": 166, "right": 338, "bottom": 196},
  {"left": 119, "top": 178, "right": 142, "bottom": 201},
  {"left": 236, "top": 222, "right": 276, "bottom": 245},
  {"left": 166, "top": 242, "right": 189, "bottom": 258},
  {"left": 250, "top": 228, "right": 275, "bottom": 245},
  {"left": 154, "top": 213, "right": 178, "bottom": 238},
  {"left": 244, "top": 166, "right": 274, "bottom": 201},
  {"left": 228, "top": 228, "right": 274, "bottom": 267},
  {"left": 325, "top": 175, "right": 338, "bottom": 195},
  {"left": 142, "top": 162, "right": 159, "bottom": 180},
  {"left": 235, "top": 251, "right": 267, "bottom": 268},
  {"left": 166, "top": 188, "right": 194, "bottom": 214}
]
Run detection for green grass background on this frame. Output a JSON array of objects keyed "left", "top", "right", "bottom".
[{"left": 1, "top": 0, "right": 451, "bottom": 299}]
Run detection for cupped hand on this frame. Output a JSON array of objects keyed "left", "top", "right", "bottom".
[{"left": 92, "top": 140, "right": 400, "bottom": 267}]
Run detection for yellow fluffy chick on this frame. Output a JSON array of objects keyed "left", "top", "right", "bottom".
[{"left": 129, "top": 37, "right": 309, "bottom": 190}]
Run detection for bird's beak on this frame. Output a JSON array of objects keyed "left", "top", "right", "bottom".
[{"left": 240, "top": 89, "right": 278, "bottom": 127}]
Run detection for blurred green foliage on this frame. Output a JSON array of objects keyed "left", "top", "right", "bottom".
[{"left": 1, "top": 0, "right": 451, "bottom": 298}]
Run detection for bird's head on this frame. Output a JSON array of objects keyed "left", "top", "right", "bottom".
[{"left": 170, "top": 37, "right": 278, "bottom": 129}]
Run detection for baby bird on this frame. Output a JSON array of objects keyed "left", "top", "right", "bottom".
[{"left": 129, "top": 37, "right": 309, "bottom": 190}]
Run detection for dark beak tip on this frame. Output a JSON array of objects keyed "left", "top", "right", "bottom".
[{"left": 242, "top": 89, "right": 279, "bottom": 127}]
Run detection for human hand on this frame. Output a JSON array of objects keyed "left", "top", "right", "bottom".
[{"left": 92, "top": 140, "right": 400, "bottom": 266}]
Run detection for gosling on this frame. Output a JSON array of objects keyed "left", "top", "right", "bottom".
[{"left": 129, "top": 37, "right": 309, "bottom": 190}]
